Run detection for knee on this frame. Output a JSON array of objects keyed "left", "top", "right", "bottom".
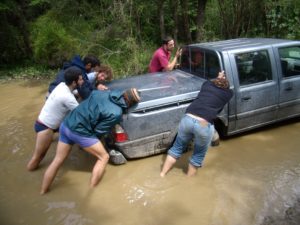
[{"left": 101, "top": 152, "right": 110, "bottom": 163}]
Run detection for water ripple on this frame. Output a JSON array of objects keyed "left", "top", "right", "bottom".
[{"left": 255, "top": 163, "right": 300, "bottom": 225}]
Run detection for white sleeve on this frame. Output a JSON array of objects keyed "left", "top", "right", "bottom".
[
  {"left": 87, "top": 72, "right": 96, "bottom": 83},
  {"left": 64, "top": 94, "right": 79, "bottom": 111}
]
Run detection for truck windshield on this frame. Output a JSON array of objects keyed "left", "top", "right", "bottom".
[{"left": 179, "top": 47, "right": 221, "bottom": 80}]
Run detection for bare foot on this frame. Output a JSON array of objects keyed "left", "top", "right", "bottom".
[
  {"left": 187, "top": 164, "right": 197, "bottom": 177},
  {"left": 27, "top": 159, "right": 39, "bottom": 171},
  {"left": 40, "top": 189, "right": 47, "bottom": 195}
]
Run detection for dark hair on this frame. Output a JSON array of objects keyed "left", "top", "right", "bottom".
[
  {"left": 64, "top": 66, "right": 82, "bottom": 85},
  {"left": 83, "top": 55, "right": 101, "bottom": 68},
  {"left": 162, "top": 36, "right": 173, "bottom": 45}
]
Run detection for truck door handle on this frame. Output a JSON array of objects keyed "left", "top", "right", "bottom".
[
  {"left": 285, "top": 86, "right": 293, "bottom": 91},
  {"left": 242, "top": 96, "right": 251, "bottom": 101}
]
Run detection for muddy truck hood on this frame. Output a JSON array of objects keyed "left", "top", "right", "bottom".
[{"left": 107, "top": 70, "right": 205, "bottom": 112}]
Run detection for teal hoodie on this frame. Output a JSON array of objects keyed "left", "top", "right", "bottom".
[{"left": 64, "top": 90, "right": 128, "bottom": 138}]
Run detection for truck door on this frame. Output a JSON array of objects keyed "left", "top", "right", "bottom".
[
  {"left": 274, "top": 45, "right": 300, "bottom": 119},
  {"left": 229, "top": 48, "right": 279, "bottom": 133}
]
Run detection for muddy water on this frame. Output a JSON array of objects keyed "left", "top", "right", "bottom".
[{"left": 0, "top": 80, "right": 300, "bottom": 225}]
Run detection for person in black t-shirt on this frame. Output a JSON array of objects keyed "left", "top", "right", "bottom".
[{"left": 160, "top": 71, "right": 233, "bottom": 177}]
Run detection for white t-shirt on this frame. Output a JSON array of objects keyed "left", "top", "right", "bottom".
[{"left": 38, "top": 82, "right": 79, "bottom": 129}]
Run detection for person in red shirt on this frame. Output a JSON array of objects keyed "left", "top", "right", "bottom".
[{"left": 148, "top": 36, "right": 182, "bottom": 73}]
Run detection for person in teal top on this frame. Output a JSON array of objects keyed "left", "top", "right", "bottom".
[
  {"left": 40, "top": 88, "right": 141, "bottom": 194},
  {"left": 65, "top": 90, "right": 126, "bottom": 138}
]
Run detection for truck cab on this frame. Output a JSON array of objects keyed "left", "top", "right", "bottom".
[{"left": 179, "top": 38, "right": 300, "bottom": 135}]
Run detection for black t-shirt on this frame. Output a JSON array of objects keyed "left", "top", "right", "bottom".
[{"left": 186, "top": 81, "right": 233, "bottom": 124}]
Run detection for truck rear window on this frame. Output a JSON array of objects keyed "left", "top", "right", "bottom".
[{"left": 179, "top": 47, "right": 221, "bottom": 80}]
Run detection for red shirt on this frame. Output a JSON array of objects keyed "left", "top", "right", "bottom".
[{"left": 148, "top": 47, "right": 171, "bottom": 73}]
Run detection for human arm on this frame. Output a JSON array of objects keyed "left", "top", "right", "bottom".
[
  {"left": 64, "top": 94, "right": 79, "bottom": 111},
  {"left": 163, "top": 48, "right": 182, "bottom": 71},
  {"left": 95, "top": 82, "right": 108, "bottom": 91},
  {"left": 94, "top": 112, "right": 122, "bottom": 138},
  {"left": 77, "top": 80, "right": 93, "bottom": 100}
]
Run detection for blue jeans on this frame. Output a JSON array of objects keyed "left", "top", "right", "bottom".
[{"left": 168, "top": 114, "right": 214, "bottom": 167}]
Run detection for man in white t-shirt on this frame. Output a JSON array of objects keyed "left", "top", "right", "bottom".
[{"left": 27, "top": 66, "right": 84, "bottom": 171}]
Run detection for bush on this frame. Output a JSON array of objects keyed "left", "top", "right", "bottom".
[
  {"left": 74, "top": 26, "right": 155, "bottom": 79},
  {"left": 30, "top": 12, "right": 78, "bottom": 68}
]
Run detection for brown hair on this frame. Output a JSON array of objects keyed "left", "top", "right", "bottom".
[
  {"left": 212, "top": 77, "right": 230, "bottom": 89},
  {"left": 97, "top": 64, "right": 113, "bottom": 81}
]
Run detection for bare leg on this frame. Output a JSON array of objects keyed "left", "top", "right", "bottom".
[
  {"left": 27, "top": 129, "right": 54, "bottom": 171},
  {"left": 187, "top": 163, "right": 197, "bottom": 177},
  {"left": 40, "top": 142, "right": 71, "bottom": 195},
  {"left": 84, "top": 141, "right": 109, "bottom": 187},
  {"left": 160, "top": 155, "right": 177, "bottom": 177}
]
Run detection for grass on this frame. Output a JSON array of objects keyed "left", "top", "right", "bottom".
[{"left": 0, "top": 65, "right": 57, "bottom": 80}]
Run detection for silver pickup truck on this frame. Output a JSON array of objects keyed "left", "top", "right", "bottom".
[{"left": 107, "top": 38, "right": 300, "bottom": 162}]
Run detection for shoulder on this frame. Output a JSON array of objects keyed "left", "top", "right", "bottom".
[
  {"left": 55, "top": 82, "right": 69, "bottom": 91},
  {"left": 201, "top": 80, "right": 213, "bottom": 89},
  {"left": 155, "top": 47, "right": 166, "bottom": 56}
]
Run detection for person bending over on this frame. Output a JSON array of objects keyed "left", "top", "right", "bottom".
[
  {"left": 40, "top": 88, "right": 140, "bottom": 194},
  {"left": 87, "top": 64, "right": 113, "bottom": 91},
  {"left": 160, "top": 71, "right": 233, "bottom": 177},
  {"left": 27, "top": 66, "right": 83, "bottom": 171},
  {"left": 48, "top": 55, "right": 101, "bottom": 100}
]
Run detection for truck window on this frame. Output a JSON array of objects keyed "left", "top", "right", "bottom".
[
  {"left": 180, "top": 47, "right": 191, "bottom": 73},
  {"left": 235, "top": 50, "right": 272, "bottom": 86},
  {"left": 279, "top": 46, "right": 300, "bottom": 78},
  {"left": 179, "top": 47, "right": 220, "bottom": 80}
]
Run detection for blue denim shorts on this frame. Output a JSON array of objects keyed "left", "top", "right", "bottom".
[
  {"left": 168, "top": 114, "right": 214, "bottom": 167},
  {"left": 59, "top": 122, "right": 99, "bottom": 148}
]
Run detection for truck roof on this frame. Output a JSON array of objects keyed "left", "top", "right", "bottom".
[{"left": 189, "top": 38, "right": 300, "bottom": 52}]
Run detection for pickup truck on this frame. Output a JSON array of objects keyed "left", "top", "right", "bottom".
[{"left": 107, "top": 38, "right": 300, "bottom": 162}]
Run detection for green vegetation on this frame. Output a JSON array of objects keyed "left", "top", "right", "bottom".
[
  {"left": 0, "top": 65, "right": 57, "bottom": 80},
  {"left": 0, "top": 0, "right": 300, "bottom": 79}
]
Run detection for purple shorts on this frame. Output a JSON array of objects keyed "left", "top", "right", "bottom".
[{"left": 59, "top": 122, "right": 99, "bottom": 148}]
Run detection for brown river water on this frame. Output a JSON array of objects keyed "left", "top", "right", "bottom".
[{"left": 1, "top": 80, "right": 300, "bottom": 225}]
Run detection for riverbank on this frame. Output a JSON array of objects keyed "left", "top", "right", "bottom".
[{"left": 0, "top": 65, "right": 57, "bottom": 81}]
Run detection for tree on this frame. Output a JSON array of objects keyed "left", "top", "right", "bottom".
[
  {"left": 157, "top": 0, "right": 166, "bottom": 40},
  {"left": 181, "top": 0, "right": 192, "bottom": 43},
  {"left": 195, "top": 0, "right": 208, "bottom": 41}
]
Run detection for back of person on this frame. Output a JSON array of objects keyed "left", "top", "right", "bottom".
[
  {"left": 64, "top": 90, "right": 127, "bottom": 138},
  {"left": 47, "top": 55, "right": 100, "bottom": 99},
  {"left": 27, "top": 66, "right": 83, "bottom": 172},
  {"left": 186, "top": 80, "right": 233, "bottom": 124},
  {"left": 160, "top": 71, "right": 233, "bottom": 177},
  {"left": 48, "top": 62, "right": 71, "bottom": 93},
  {"left": 40, "top": 82, "right": 79, "bottom": 129}
]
